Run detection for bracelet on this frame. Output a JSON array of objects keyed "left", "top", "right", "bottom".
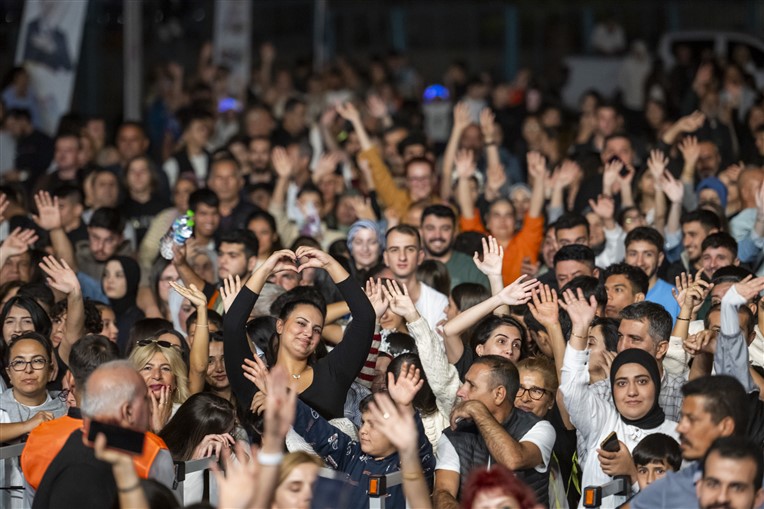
[
  {"left": 484, "top": 141, "right": 496, "bottom": 146},
  {"left": 257, "top": 451, "right": 284, "bottom": 466},
  {"left": 677, "top": 317, "right": 691, "bottom": 321},
  {"left": 117, "top": 481, "right": 141, "bottom": 493},
  {"left": 570, "top": 332, "right": 585, "bottom": 340},
  {"left": 195, "top": 324, "right": 208, "bottom": 328},
  {"left": 402, "top": 471, "right": 424, "bottom": 481}
]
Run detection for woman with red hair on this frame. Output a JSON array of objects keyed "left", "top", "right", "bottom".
[{"left": 461, "top": 464, "right": 540, "bottom": 509}]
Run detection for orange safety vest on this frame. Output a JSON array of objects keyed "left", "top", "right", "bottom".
[{"left": 21, "top": 415, "right": 168, "bottom": 490}]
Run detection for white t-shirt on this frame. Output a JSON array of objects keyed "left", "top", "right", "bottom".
[
  {"left": 435, "top": 418, "right": 556, "bottom": 474},
  {"left": 415, "top": 283, "right": 448, "bottom": 331}
]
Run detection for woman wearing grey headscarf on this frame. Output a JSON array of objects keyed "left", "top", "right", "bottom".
[{"left": 346, "top": 219, "right": 385, "bottom": 285}]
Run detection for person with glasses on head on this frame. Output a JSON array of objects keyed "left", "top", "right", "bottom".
[
  {"left": 0, "top": 332, "right": 66, "bottom": 509},
  {"left": 128, "top": 337, "right": 189, "bottom": 434}
]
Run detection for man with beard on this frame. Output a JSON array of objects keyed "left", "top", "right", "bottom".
[
  {"left": 247, "top": 135, "right": 274, "bottom": 184},
  {"left": 696, "top": 437, "right": 764, "bottom": 509},
  {"left": 420, "top": 205, "right": 488, "bottom": 290},
  {"left": 625, "top": 227, "right": 681, "bottom": 323},
  {"left": 666, "top": 209, "right": 721, "bottom": 281}
]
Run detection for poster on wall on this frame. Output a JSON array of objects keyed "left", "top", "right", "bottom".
[
  {"left": 213, "top": 0, "right": 252, "bottom": 99},
  {"left": 14, "top": 0, "right": 89, "bottom": 135}
]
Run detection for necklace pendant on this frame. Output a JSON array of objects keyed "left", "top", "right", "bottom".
[{"left": 291, "top": 373, "right": 301, "bottom": 379}]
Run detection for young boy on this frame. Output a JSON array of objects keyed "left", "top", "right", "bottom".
[{"left": 632, "top": 433, "right": 682, "bottom": 490}]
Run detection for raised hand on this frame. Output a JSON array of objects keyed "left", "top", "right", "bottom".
[
  {"left": 382, "top": 279, "right": 419, "bottom": 323},
  {"left": 271, "top": 147, "right": 293, "bottom": 180},
  {"left": 263, "top": 365, "right": 298, "bottom": 443},
  {"left": 452, "top": 102, "right": 472, "bottom": 133},
  {"left": 473, "top": 236, "right": 504, "bottom": 277},
  {"left": 1, "top": 227, "right": 38, "bottom": 259},
  {"left": 558, "top": 288, "right": 598, "bottom": 331},
  {"left": 672, "top": 271, "right": 712, "bottom": 316},
  {"left": 555, "top": 160, "right": 581, "bottom": 189},
  {"left": 733, "top": 276, "right": 764, "bottom": 302},
  {"left": 526, "top": 151, "right": 546, "bottom": 183},
  {"left": 347, "top": 196, "right": 377, "bottom": 221},
  {"left": 169, "top": 281, "right": 207, "bottom": 308},
  {"left": 527, "top": 285, "right": 559, "bottom": 329},
  {"left": 386, "top": 362, "right": 424, "bottom": 407},
  {"left": 39, "top": 256, "right": 80, "bottom": 295},
  {"left": 192, "top": 433, "right": 235, "bottom": 460},
  {"left": 676, "top": 111, "right": 705, "bottom": 134},
  {"left": 678, "top": 135, "right": 700, "bottom": 172},
  {"left": 319, "top": 107, "right": 337, "bottom": 128},
  {"left": 684, "top": 329, "right": 717, "bottom": 356},
  {"left": 243, "top": 355, "right": 270, "bottom": 394},
  {"left": 479, "top": 107, "right": 496, "bottom": 141},
  {"left": 336, "top": 101, "right": 361, "bottom": 124},
  {"left": 314, "top": 151, "right": 343, "bottom": 180},
  {"left": 364, "top": 278, "right": 389, "bottom": 319},
  {"left": 602, "top": 158, "right": 623, "bottom": 195},
  {"left": 294, "top": 246, "right": 333, "bottom": 272},
  {"left": 32, "top": 191, "right": 63, "bottom": 231},
  {"left": 647, "top": 149, "right": 669, "bottom": 181},
  {"left": 454, "top": 149, "right": 476, "bottom": 180},
  {"left": 365, "top": 393, "right": 419, "bottom": 455},
  {"left": 588, "top": 194, "right": 615, "bottom": 221},
  {"left": 660, "top": 170, "right": 684, "bottom": 204},
  {"left": 498, "top": 275, "right": 540, "bottom": 306},
  {"left": 210, "top": 441, "right": 260, "bottom": 509},
  {"left": 485, "top": 163, "right": 507, "bottom": 193},
  {"left": 261, "top": 249, "right": 298, "bottom": 275},
  {"left": 219, "top": 274, "right": 242, "bottom": 313}
]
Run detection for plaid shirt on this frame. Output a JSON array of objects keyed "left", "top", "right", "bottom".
[{"left": 589, "top": 370, "right": 686, "bottom": 423}]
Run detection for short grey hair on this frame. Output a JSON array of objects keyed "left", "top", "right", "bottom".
[{"left": 81, "top": 360, "right": 143, "bottom": 419}]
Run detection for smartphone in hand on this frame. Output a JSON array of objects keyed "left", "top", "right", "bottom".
[
  {"left": 600, "top": 431, "right": 620, "bottom": 453},
  {"left": 87, "top": 420, "right": 145, "bottom": 456}
]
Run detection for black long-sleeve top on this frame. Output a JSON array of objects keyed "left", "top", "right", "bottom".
[{"left": 224, "top": 277, "right": 375, "bottom": 420}]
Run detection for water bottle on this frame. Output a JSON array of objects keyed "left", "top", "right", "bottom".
[{"left": 160, "top": 210, "right": 195, "bottom": 260}]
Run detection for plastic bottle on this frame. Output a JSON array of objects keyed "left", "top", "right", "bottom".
[{"left": 160, "top": 210, "right": 195, "bottom": 260}]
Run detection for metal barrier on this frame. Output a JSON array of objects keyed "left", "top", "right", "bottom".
[
  {"left": 172, "top": 456, "right": 214, "bottom": 505},
  {"left": 582, "top": 475, "right": 631, "bottom": 508},
  {"left": 368, "top": 470, "right": 403, "bottom": 509},
  {"left": 0, "top": 443, "right": 25, "bottom": 461}
]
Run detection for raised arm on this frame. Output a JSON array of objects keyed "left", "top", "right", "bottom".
[
  {"left": 526, "top": 151, "right": 547, "bottom": 219},
  {"left": 472, "top": 236, "right": 508, "bottom": 315},
  {"left": 0, "top": 228, "right": 38, "bottom": 271},
  {"left": 441, "top": 102, "right": 472, "bottom": 201},
  {"left": 171, "top": 282, "right": 209, "bottom": 395},
  {"left": 39, "top": 256, "right": 83, "bottom": 367},
  {"left": 171, "top": 243, "right": 207, "bottom": 297},
  {"left": 441, "top": 275, "right": 538, "bottom": 363},
  {"left": 454, "top": 148, "right": 479, "bottom": 220},
  {"left": 32, "top": 191, "right": 76, "bottom": 271}
]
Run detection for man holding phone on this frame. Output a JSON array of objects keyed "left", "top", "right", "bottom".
[{"left": 33, "top": 360, "right": 170, "bottom": 509}]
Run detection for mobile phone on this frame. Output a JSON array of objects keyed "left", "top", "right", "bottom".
[
  {"left": 87, "top": 420, "right": 145, "bottom": 455},
  {"left": 600, "top": 431, "right": 620, "bottom": 453}
]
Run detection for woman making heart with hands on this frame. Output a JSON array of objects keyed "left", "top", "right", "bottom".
[{"left": 224, "top": 246, "right": 375, "bottom": 420}]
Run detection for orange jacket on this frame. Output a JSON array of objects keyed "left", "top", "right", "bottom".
[
  {"left": 21, "top": 412, "right": 168, "bottom": 490},
  {"left": 459, "top": 209, "right": 544, "bottom": 285}
]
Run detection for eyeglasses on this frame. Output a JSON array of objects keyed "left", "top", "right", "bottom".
[
  {"left": 58, "top": 388, "right": 71, "bottom": 403},
  {"left": 8, "top": 357, "right": 49, "bottom": 372},
  {"left": 516, "top": 386, "right": 550, "bottom": 401},
  {"left": 136, "top": 339, "right": 180, "bottom": 350}
]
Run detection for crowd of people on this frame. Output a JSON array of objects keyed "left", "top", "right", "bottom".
[{"left": 1, "top": 34, "right": 764, "bottom": 509}]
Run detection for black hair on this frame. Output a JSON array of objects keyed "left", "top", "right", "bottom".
[
  {"left": 625, "top": 227, "right": 665, "bottom": 254},
  {"left": 218, "top": 229, "right": 259, "bottom": 261},
  {"left": 52, "top": 184, "right": 84, "bottom": 204},
  {"left": 701, "top": 232, "right": 738, "bottom": 259},
  {"left": 681, "top": 375, "right": 750, "bottom": 438},
  {"left": 385, "top": 332, "right": 418, "bottom": 358},
  {"left": 88, "top": 207, "right": 125, "bottom": 234},
  {"left": 452, "top": 231, "right": 487, "bottom": 258},
  {"left": 421, "top": 204, "right": 457, "bottom": 226},
  {"left": 268, "top": 287, "right": 328, "bottom": 366},
  {"left": 470, "top": 315, "right": 528, "bottom": 356},
  {"left": 403, "top": 156, "right": 434, "bottom": 178},
  {"left": 284, "top": 96, "right": 306, "bottom": 114},
  {"left": 387, "top": 353, "right": 437, "bottom": 415},
  {"left": 471, "top": 355, "right": 520, "bottom": 401},
  {"left": 553, "top": 244, "right": 596, "bottom": 268},
  {"left": 159, "top": 393, "right": 236, "bottom": 461},
  {"left": 5, "top": 331, "right": 54, "bottom": 367},
  {"left": 416, "top": 260, "right": 451, "bottom": 297},
  {"left": 632, "top": 433, "right": 682, "bottom": 471},
  {"left": 681, "top": 209, "right": 722, "bottom": 231},
  {"left": 188, "top": 188, "right": 220, "bottom": 211},
  {"left": 178, "top": 107, "right": 213, "bottom": 133},
  {"left": 246, "top": 316, "right": 277, "bottom": 363},
  {"left": 560, "top": 275, "right": 607, "bottom": 308},
  {"left": 0, "top": 296, "right": 52, "bottom": 341},
  {"left": 69, "top": 334, "right": 120, "bottom": 388},
  {"left": 705, "top": 303, "right": 755, "bottom": 340},
  {"left": 397, "top": 132, "right": 429, "bottom": 157},
  {"left": 208, "top": 156, "right": 241, "bottom": 178},
  {"left": 603, "top": 262, "right": 650, "bottom": 295},
  {"left": 711, "top": 265, "right": 754, "bottom": 286},
  {"left": 452, "top": 283, "right": 491, "bottom": 312},
  {"left": 589, "top": 316, "right": 620, "bottom": 352},
  {"left": 619, "top": 301, "right": 672, "bottom": 343},
  {"left": 701, "top": 436, "right": 764, "bottom": 492},
  {"left": 7, "top": 107, "right": 32, "bottom": 122},
  {"left": 385, "top": 224, "right": 422, "bottom": 249},
  {"left": 555, "top": 213, "right": 590, "bottom": 237},
  {"left": 186, "top": 310, "right": 223, "bottom": 335},
  {"left": 17, "top": 283, "right": 55, "bottom": 313}
]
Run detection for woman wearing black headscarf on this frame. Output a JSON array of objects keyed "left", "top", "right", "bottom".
[
  {"left": 560, "top": 346, "right": 679, "bottom": 508},
  {"left": 102, "top": 256, "right": 144, "bottom": 354}
]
